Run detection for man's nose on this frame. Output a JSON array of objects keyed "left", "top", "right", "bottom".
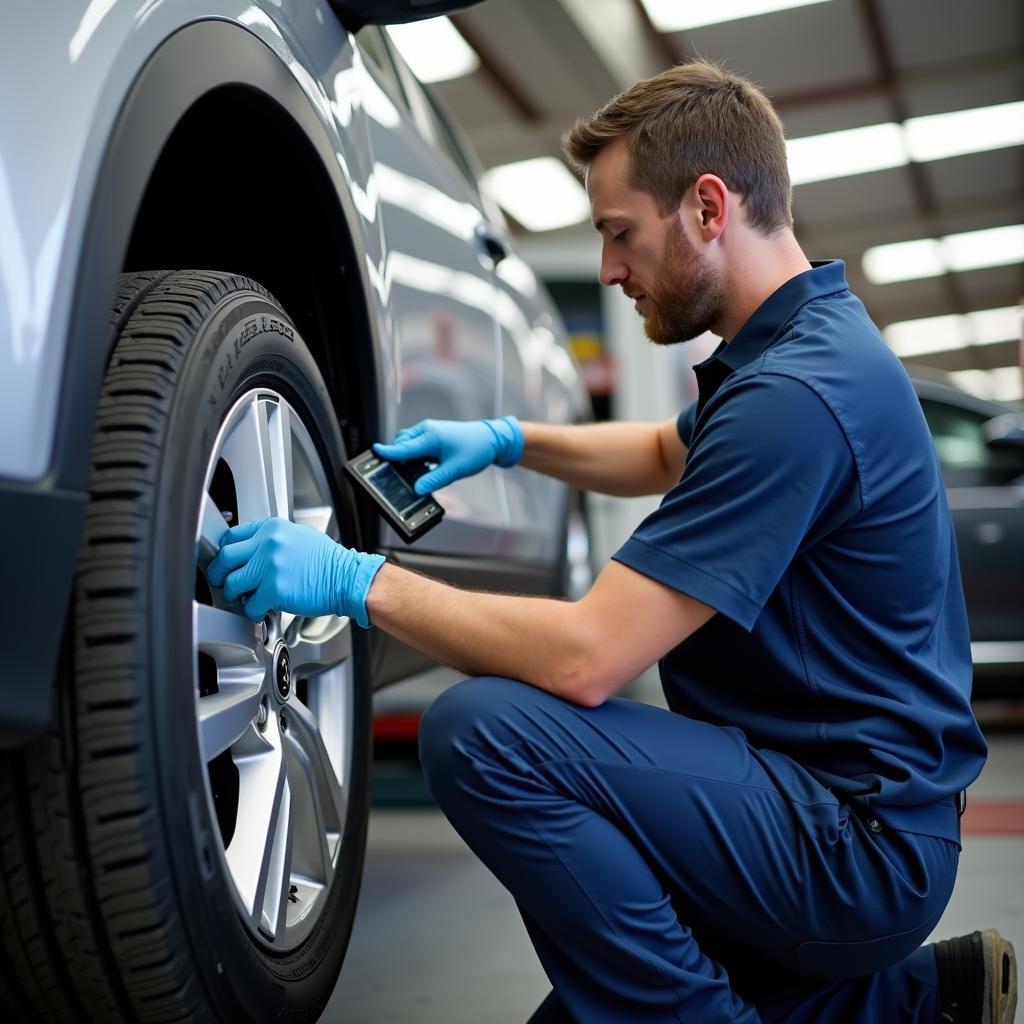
[{"left": 599, "top": 249, "right": 628, "bottom": 288}]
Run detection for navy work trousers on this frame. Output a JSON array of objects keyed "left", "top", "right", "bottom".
[{"left": 418, "top": 677, "right": 960, "bottom": 1023}]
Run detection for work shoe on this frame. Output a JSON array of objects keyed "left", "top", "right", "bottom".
[{"left": 935, "top": 929, "right": 1017, "bottom": 1023}]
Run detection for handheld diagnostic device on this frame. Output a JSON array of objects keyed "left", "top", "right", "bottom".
[{"left": 344, "top": 450, "right": 445, "bottom": 543}]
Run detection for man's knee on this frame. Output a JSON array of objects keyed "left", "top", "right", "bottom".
[{"left": 418, "top": 676, "right": 529, "bottom": 794}]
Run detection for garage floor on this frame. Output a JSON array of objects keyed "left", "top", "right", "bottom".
[{"left": 324, "top": 710, "right": 1024, "bottom": 1024}]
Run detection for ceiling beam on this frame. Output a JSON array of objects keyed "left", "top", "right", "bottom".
[
  {"left": 451, "top": 14, "right": 543, "bottom": 122},
  {"left": 559, "top": 0, "right": 672, "bottom": 88},
  {"left": 798, "top": 195, "right": 1024, "bottom": 247},
  {"left": 773, "top": 45, "right": 1023, "bottom": 112},
  {"left": 627, "top": 0, "right": 682, "bottom": 68},
  {"left": 900, "top": 339, "right": 1019, "bottom": 375}
]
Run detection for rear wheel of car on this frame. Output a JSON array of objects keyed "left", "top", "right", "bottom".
[{"left": 0, "top": 271, "right": 371, "bottom": 1022}]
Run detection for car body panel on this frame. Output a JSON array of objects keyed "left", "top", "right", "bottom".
[{"left": 0, "top": 1, "right": 586, "bottom": 742}]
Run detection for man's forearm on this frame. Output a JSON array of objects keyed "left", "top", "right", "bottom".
[
  {"left": 365, "top": 562, "right": 597, "bottom": 704},
  {"left": 519, "top": 420, "right": 682, "bottom": 496}
]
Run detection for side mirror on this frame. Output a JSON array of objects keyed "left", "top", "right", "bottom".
[
  {"left": 329, "top": 0, "right": 483, "bottom": 30},
  {"left": 984, "top": 412, "right": 1024, "bottom": 448}
]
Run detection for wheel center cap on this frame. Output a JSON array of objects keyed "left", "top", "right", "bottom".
[{"left": 275, "top": 646, "right": 291, "bottom": 700}]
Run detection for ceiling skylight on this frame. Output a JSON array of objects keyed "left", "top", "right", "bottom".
[
  {"left": 884, "top": 306, "right": 1021, "bottom": 358},
  {"left": 863, "top": 225, "right": 1024, "bottom": 285},
  {"left": 904, "top": 101, "right": 1024, "bottom": 163},
  {"left": 787, "top": 100, "right": 1024, "bottom": 186},
  {"left": 786, "top": 123, "right": 908, "bottom": 186},
  {"left": 639, "top": 0, "right": 834, "bottom": 33}
]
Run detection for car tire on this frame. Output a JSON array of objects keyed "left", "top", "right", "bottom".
[{"left": 0, "top": 271, "right": 371, "bottom": 1022}]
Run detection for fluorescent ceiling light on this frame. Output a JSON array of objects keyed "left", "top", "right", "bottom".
[
  {"left": 944, "top": 224, "right": 1024, "bottom": 274},
  {"left": 884, "top": 306, "right": 1021, "bottom": 358},
  {"left": 639, "top": 0, "right": 833, "bottom": 32},
  {"left": 786, "top": 123, "right": 907, "bottom": 186},
  {"left": 482, "top": 158, "right": 591, "bottom": 232},
  {"left": 905, "top": 101, "right": 1024, "bottom": 162},
  {"left": 863, "top": 224, "right": 1024, "bottom": 284},
  {"left": 967, "top": 306, "right": 1022, "bottom": 346},
  {"left": 885, "top": 314, "right": 965, "bottom": 357},
  {"left": 787, "top": 100, "right": 1024, "bottom": 186},
  {"left": 386, "top": 17, "right": 479, "bottom": 84},
  {"left": 949, "top": 367, "right": 1023, "bottom": 404},
  {"left": 863, "top": 238, "right": 944, "bottom": 284}
]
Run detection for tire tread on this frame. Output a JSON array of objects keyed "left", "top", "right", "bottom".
[{"left": 1, "top": 271, "right": 268, "bottom": 1023}]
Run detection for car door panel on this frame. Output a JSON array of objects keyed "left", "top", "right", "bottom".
[{"left": 356, "top": 37, "right": 503, "bottom": 556}]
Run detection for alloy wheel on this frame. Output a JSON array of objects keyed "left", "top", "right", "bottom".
[{"left": 192, "top": 389, "right": 354, "bottom": 951}]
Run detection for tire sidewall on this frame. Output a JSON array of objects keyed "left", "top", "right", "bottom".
[{"left": 148, "top": 288, "right": 370, "bottom": 1020}]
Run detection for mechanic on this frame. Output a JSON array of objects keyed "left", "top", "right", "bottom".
[{"left": 206, "top": 58, "right": 1016, "bottom": 1023}]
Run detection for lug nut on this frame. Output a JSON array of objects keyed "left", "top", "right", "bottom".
[
  {"left": 260, "top": 619, "right": 270, "bottom": 645},
  {"left": 280, "top": 711, "right": 288, "bottom": 733},
  {"left": 256, "top": 696, "right": 269, "bottom": 730}
]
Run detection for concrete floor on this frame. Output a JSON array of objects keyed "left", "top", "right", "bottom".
[{"left": 324, "top": 722, "right": 1023, "bottom": 1024}]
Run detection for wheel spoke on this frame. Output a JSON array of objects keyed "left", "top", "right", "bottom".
[
  {"left": 196, "top": 490, "right": 230, "bottom": 567},
  {"left": 219, "top": 401, "right": 274, "bottom": 526},
  {"left": 194, "top": 602, "right": 261, "bottom": 667},
  {"left": 197, "top": 683, "right": 264, "bottom": 762},
  {"left": 293, "top": 504, "right": 335, "bottom": 535},
  {"left": 227, "top": 742, "right": 291, "bottom": 936},
  {"left": 255, "top": 761, "right": 293, "bottom": 941},
  {"left": 286, "top": 697, "right": 347, "bottom": 835},
  {"left": 289, "top": 617, "right": 352, "bottom": 676},
  {"left": 291, "top": 619, "right": 353, "bottom": 787},
  {"left": 266, "top": 400, "right": 295, "bottom": 522},
  {"left": 282, "top": 721, "right": 335, "bottom": 887}
]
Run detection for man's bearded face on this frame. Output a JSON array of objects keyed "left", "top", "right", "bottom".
[{"left": 626, "top": 218, "right": 724, "bottom": 346}]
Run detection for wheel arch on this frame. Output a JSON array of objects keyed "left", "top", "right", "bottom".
[
  {"left": 124, "top": 88, "right": 382, "bottom": 469},
  {"left": 57, "top": 18, "right": 384, "bottom": 495}
]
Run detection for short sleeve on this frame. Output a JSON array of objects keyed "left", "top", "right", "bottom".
[
  {"left": 676, "top": 400, "right": 698, "bottom": 447},
  {"left": 614, "top": 374, "right": 859, "bottom": 630}
]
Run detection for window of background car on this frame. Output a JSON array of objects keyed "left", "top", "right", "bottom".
[{"left": 920, "top": 398, "right": 1024, "bottom": 487}]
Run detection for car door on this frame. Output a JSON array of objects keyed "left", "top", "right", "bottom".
[
  {"left": 354, "top": 27, "right": 502, "bottom": 556},
  {"left": 415, "top": 80, "right": 588, "bottom": 569}
]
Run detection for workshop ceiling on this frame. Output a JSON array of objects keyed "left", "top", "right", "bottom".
[{"left": 424, "top": 0, "right": 1024, "bottom": 399}]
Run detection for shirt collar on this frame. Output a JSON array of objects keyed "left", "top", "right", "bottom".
[
  {"left": 690, "top": 260, "right": 848, "bottom": 418},
  {"left": 704, "top": 259, "right": 849, "bottom": 373}
]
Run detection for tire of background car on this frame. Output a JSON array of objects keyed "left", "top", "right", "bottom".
[{"left": 0, "top": 271, "right": 372, "bottom": 1023}]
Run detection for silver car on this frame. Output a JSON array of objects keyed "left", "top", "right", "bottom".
[{"left": 0, "top": 4, "right": 588, "bottom": 1021}]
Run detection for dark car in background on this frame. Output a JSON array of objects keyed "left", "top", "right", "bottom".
[{"left": 912, "top": 372, "right": 1024, "bottom": 696}]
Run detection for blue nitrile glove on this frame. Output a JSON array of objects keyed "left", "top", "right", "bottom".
[
  {"left": 373, "top": 416, "right": 524, "bottom": 495},
  {"left": 206, "top": 518, "right": 385, "bottom": 627}
]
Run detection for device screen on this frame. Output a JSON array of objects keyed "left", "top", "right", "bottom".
[{"left": 367, "top": 463, "right": 425, "bottom": 519}]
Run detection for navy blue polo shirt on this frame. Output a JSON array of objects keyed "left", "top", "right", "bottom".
[{"left": 613, "top": 260, "right": 986, "bottom": 841}]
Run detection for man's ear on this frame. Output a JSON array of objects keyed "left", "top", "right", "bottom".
[{"left": 692, "top": 173, "right": 729, "bottom": 241}]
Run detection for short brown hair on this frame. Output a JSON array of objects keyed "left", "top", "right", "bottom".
[{"left": 563, "top": 57, "right": 792, "bottom": 235}]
